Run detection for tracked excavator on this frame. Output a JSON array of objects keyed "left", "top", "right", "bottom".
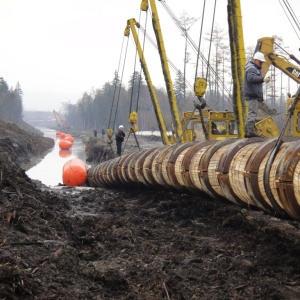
[
  {"left": 87, "top": 0, "right": 300, "bottom": 222},
  {"left": 254, "top": 36, "right": 300, "bottom": 137}
]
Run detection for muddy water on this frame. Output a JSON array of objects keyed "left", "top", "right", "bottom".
[{"left": 26, "top": 128, "right": 87, "bottom": 186}]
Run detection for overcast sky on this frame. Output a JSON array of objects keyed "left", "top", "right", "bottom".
[{"left": 1, "top": 0, "right": 300, "bottom": 112}]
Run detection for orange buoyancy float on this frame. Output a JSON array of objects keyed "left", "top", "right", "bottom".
[
  {"left": 59, "top": 132, "right": 66, "bottom": 139},
  {"left": 59, "top": 139, "right": 72, "bottom": 150},
  {"left": 62, "top": 158, "right": 87, "bottom": 186},
  {"left": 65, "top": 135, "right": 74, "bottom": 143}
]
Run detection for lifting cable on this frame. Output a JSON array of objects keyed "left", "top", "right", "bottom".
[
  {"left": 106, "top": 35, "right": 128, "bottom": 150},
  {"left": 112, "top": 39, "right": 129, "bottom": 131},
  {"left": 194, "top": 0, "right": 206, "bottom": 81},
  {"left": 133, "top": 11, "right": 149, "bottom": 115},
  {"left": 138, "top": 24, "right": 213, "bottom": 111},
  {"left": 263, "top": 85, "right": 300, "bottom": 218},
  {"left": 127, "top": 33, "right": 141, "bottom": 151},
  {"left": 132, "top": 12, "right": 150, "bottom": 150},
  {"left": 124, "top": 10, "right": 151, "bottom": 154},
  {"left": 278, "top": 0, "right": 300, "bottom": 40},
  {"left": 274, "top": 41, "right": 300, "bottom": 66},
  {"left": 159, "top": 0, "right": 224, "bottom": 142},
  {"left": 205, "top": 0, "right": 217, "bottom": 85},
  {"left": 107, "top": 34, "right": 130, "bottom": 155},
  {"left": 193, "top": 0, "right": 209, "bottom": 141},
  {"left": 159, "top": 0, "right": 233, "bottom": 106},
  {"left": 171, "top": 0, "right": 210, "bottom": 146}
]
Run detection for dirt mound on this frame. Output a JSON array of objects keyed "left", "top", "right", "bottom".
[
  {"left": 85, "top": 137, "right": 115, "bottom": 164},
  {"left": 85, "top": 134, "right": 163, "bottom": 165},
  {"left": 0, "top": 120, "right": 54, "bottom": 171},
  {"left": 1, "top": 120, "right": 300, "bottom": 299}
]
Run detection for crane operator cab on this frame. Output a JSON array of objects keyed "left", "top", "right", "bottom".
[
  {"left": 181, "top": 110, "right": 238, "bottom": 142},
  {"left": 207, "top": 111, "right": 237, "bottom": 140}
]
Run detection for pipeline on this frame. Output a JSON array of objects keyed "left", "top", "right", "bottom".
[{"left": 87, "top": 137, "right": 300, "bottom": 221}]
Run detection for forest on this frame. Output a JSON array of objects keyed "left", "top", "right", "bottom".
[
  {"left": 0, "top": 61, "right": 291, "bottom": 132},
  {"left": 0, "top": 18, "right": 294, "bottom": 132},
  {"left": 0, "top": 33, "right": 293, "bottom": 132},
  {"left": 0, "top": 78, "right": 23, "bottom": 122},
  {"left": 58, "top": 67, "right": 289, "bottom": 132}
]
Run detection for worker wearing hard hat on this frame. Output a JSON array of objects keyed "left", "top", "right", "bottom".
[
  {"left": 115, "top": 125, "right": 125, "bottom": 156},
  {"left": 243, "top": 51, "right": 276, "bottom": 138}
]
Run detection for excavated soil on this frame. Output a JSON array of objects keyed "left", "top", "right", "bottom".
[{"left": 1, "top": 120, "right": 300, "bottom": 299}]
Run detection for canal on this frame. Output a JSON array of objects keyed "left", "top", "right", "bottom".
[{"left": 26, "top": 128, "right": 87, "bottom": 186}]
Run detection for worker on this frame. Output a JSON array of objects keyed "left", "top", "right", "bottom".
[
  {"left": 101, "top": 128, "right": 105, "bottom": 138},
  {"left": 115, "top": 125, "right": 125, "bottom": 156},
  {"left": 93, "top": 129, "right": 98, "bottom": 137},
  {"left": 243, "top": 51, "right": 276, "bottom": 138},
  {"left": 211, "top": 122, "right": 220, "bottom": 134}
]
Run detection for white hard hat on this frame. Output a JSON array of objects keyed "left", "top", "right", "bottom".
[
  {"left": 253, "top": 52, "right": 266, "bottom": 62},
  {"left": 119, "top": 125, "right": 124, "bottom": 129}
]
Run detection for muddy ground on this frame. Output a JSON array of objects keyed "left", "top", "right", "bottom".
[{"left": 1, "top": 120, "right": 300, "bottom": 299}]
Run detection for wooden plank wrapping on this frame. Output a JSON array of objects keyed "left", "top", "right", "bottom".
[
  {"left": 258, "top": 143, "right": 289, "bottom": 210},
  {"left": 207, "top": 146, "right": 229, "bottom": 198},
  {"left": 229, "top": 143, "right": 260, "bottom": 206},
  {"left": 152, "top": 146, "right": 174, "bottom": 186},
  {"left": 189, "top": 145, "right": 212, "bottom": 191},
  {"left": 174, "top": 147, "right": 193, "bottom": 188}
]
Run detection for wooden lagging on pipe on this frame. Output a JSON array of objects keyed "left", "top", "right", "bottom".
[{"left": 87, "top": 137, "right": 300, "bottom": 221}]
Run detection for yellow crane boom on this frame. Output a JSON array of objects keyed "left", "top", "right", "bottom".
[
  {"left": 227, "top": 0, "right": 246, "bottom": 138},
  {"left": 141, "top": 0, "right": 184, "bottom": 142},
  {"left": 124, "top": 18, "right": 170, "bottom": 145}
]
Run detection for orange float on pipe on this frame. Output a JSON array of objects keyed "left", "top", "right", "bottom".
[
  {"left": 59, "top": 132, "right": 66, "bottom": 139},
  {"left": 59, "top": 139, "right": 72, "bottom": 150},
  {"left": 62, "top": 158, "right": 87, "bottom": 186},
  {"left": 56, "top": 131, "right": 61, "bottom": 136},
  {"left": 65, "top": 135, "right": 74, "bottom": 143}
]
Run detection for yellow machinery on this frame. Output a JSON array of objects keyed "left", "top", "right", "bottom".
[
  {"left": 86, "top": 1, "right": 300, "bottom": 222},
  {"left": 256, "top": 37, "right": 300, "bottom": 81},
  {"left": 141, "top": 0, "right": 184, "bottom": 142},
  {"left": 181, "top": 110, "right": 237, "bottom": 142},
  {"left": 255, "top": 36, "right": 300, "bottom": 137},
  {"left": 135, "top": 1, "right": 299, "bottom": 143},
  {"left": 126, "top": 14, "right": 239, "bottom": 144},
  {"left": 227, "top": 0, "right": 247, "bottom": 138},
  {"left": 138, "top": 0, "right": 245, "bottom": 143},
  {"left": 124, "top": 19, "right": 170, "bottom": 145}
]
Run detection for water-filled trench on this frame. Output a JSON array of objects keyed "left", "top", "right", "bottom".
[{"left": 26, "top": 128, "right": 86, "bottom": 186}]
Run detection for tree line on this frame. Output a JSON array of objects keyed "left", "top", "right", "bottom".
[
  {"left": 61, "top": 67, "right": 288, "bottom": 133},
  {"left": 60, "top": 28, "right": 291, "bottom": 132},
  {"left": 0, "top": 78, "right": 23, "bottom": 122},
  {"left": 61, "top": 70, "right": 201, "bottom": 132},
  {"left": 0, "top": 28, "right": 290, "bottom": 132}
]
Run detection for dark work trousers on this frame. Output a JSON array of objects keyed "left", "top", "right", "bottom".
[{"left": 116, "top": 141, "right": 123, "bottom": 155}]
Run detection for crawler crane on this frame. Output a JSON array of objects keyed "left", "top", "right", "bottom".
[{"left": 53, "top": 110, "right": 70, "bottom": 129}]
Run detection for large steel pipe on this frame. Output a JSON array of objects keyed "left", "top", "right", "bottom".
[{"left": 87, "top": 138, "right": 300, "bottom": 221}]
